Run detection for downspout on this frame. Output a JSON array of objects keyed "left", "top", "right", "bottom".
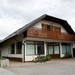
[{"left": 22, "top": 42, "right": 25, "bottom": 62}]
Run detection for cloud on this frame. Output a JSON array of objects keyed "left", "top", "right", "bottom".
[
  {"left": 0, "top": 0, "right": 75, "bottom": 39},
  {"left": 0, "top": 17, "right": 25, "bottom": 39}
]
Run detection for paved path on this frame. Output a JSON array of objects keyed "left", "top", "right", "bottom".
[
  {"left": 6, "top": 58, "right": 75, "bottom": 75},
  {"left": 0, "top": 68, "right": 16, "bottom": 75}
]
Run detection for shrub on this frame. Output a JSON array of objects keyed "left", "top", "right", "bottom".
[
  {"left": 34, "top": 56, "right": 47, "bottom": 63},
  {"left": 34, "top": 55, "right": 51, "bottom": 63},
  {"left": 64, "top": 52, "right": 72, "bottom": 58},
  {"left": 46, "top": 55, "right": 51, "bottom": 61}
]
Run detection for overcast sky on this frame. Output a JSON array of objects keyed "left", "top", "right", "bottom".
[{"left": 0, "top": 0, "right": 75, "bottom": 39}]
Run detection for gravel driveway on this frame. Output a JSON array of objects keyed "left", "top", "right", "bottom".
[{"left": 5, "top": 59, "right": 75, "bottom": 75}]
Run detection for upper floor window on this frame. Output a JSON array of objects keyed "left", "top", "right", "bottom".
[
  {"left": 53, "top": 26, "right": 61, "bottom": 32},
  {"left": 42, "top": 23, "right": 61, "bottom": 32},
  {"left": 47, "top": 25, "right": 52, "bottom": 31}
]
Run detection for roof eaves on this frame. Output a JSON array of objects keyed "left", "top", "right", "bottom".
[
  {"left": 17, "top": 14, "right": 47, "bottom": 35},
  {"left": 0, "top": 14, "right": 47, "bottom": 43}
]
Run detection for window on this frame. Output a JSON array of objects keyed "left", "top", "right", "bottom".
[
  {"left": 62, "top": 45, "right": 71, "bottom": 54},
  {"left": 66, "top": 46, "right": 71, "bottom": 53},
  {"left": 42, "top": 23, "right": 61, "bottom": 32},
  {"left": 42, "top": 24, "right": 46, "bottom": 30},
  {"left": 11, "top": 41, "right": 22, "bottom": 54},
  {"left": 54, "top": 46, "right": 59, "bottom": 54},
  {"left": 11, "top": 43, "right": 15, "bottom": 54},
  {"left": 47, "top": 25, "right": 61, "bottom": 32},
  {"left": 37, "top": 42, "right": 44, "bottom": 55},
  {"left": 48, "top": 46, "right": 53, "bottom": 54},
  {"left": 52, "top": 26, "right": 61, "bottom": 32},
  {"left": 53, "top": 26, "right": 61, "bottom": 32},
  {"left": 16, "top": 42, "right": 22, "bottom": 54},
  {"left": 47, "top": 25, "right": 52, "bottom": 31},
  {"left": 48, "top": 45, "right": 59, "bottom": 54},
  {"left": 62, "top": 45, "right": 66, "bottom": 54},
  {"left": 26, "top": 42, "right": 36, "bottom": 55}
]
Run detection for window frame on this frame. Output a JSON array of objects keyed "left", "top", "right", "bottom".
[
  {"left": 16, "top": 41, "right": 22, "bottom": 54},
  {"left": 11, "top": 43, "right": 15, "bottom": 54},
  {"left": 62, "top": 45, "right": 71, "bottom": 54},
  {"left": 26, "top": 41, "right": 36, "bottom": 56},
  {"left": 37, "top": 42, "right": 44, "bottom": 55}
]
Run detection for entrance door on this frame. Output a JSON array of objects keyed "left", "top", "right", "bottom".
[{"left": 73, "top": 48, "right": 75, "bottom": 57}]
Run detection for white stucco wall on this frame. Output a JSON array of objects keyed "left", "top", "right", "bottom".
[
  {"left": 73, "top": 44, "right": 75, "bottom": 48},
  {"left": 33, "top": 20, "right": 68, "bottom": 33},
  {"left": 25, "top": 56, "right": 37, "bottom": 61}
]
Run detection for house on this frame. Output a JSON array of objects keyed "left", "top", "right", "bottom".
[{"left": 0, "top": 14, "right": 75, "bottom": 62}]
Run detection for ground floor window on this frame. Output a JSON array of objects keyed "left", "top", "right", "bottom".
[
  {"left": 16, "top": 42, "right": 22, "bottom": 54},
  {"left": 26, "top": 41, "right": 36, "bottom": 55},
  {"left": 67, "top": 46, "right": 71, "bottom": 53},
  {"left": 48, "top": 45, "right": 59, "bottom": 54},
  {"left": 62, "top": 46, "right": 66, "bottom": 54},
  {"left": 37, "top": 42, "right": 44, "bottom": 55},
  {"left": 62, "top": 44, "right": 71, "bottom": 54},
  {"left": 10, "top": 41, "right": 22, "bottom": 54},
  {"left": 26, "top": 41, "right": 44, "bottom": 55},
  {"left": 48, "top": 46, "right": 53, "bottom": 54},
  {"left": 11, "top": 43, "right": 15, "bottom": 54},
  {"left": 54, "top": 46, "right": 59, "bottom": 54}
]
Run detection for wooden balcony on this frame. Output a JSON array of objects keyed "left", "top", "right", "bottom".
[{"left": 26, "top": 27, "right": 75, "bottom": 41}]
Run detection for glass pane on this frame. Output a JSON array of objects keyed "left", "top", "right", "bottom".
[
  {"left": 16, "top": 42, "right": 22, "bottom": 54},
  {"left": 11, "top": 43, "right": 15, "bottom": 54},
  {"left": 26, "top": 42, "right": 36, "bottom": 55},
  {"left": 67, "top": 46, "right": 71, "bottom": 53},
  {"left": 48, "top": 46, "right": 53, "bottom": 54},
  {"left": 62, "top": 46, "right": 66, "bottom": 54},
  {"left": 37, "top": 42, "right": 44, "bottom": 55},
  {"left": 54, "top": 46, "right": 59, "bottom": 54}
]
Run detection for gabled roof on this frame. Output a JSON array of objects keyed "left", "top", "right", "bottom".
[{"left": 0, "top": 14, "right": 75, "bottom": 43}]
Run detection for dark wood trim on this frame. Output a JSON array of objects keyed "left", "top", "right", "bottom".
[
  {"left": 51, "top": 54, "right": 60, "bottom": 58},
  {"left": 3, "top": 57, "right": 22, "bottom": 62}
]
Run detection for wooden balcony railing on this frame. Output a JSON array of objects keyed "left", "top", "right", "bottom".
[{"left": 26, "top": 27, "right": 75, "bottom": 41}]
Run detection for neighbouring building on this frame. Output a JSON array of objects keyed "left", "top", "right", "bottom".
[{"left": 0, "top": 14, "right": 75, "bottom": 62}]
